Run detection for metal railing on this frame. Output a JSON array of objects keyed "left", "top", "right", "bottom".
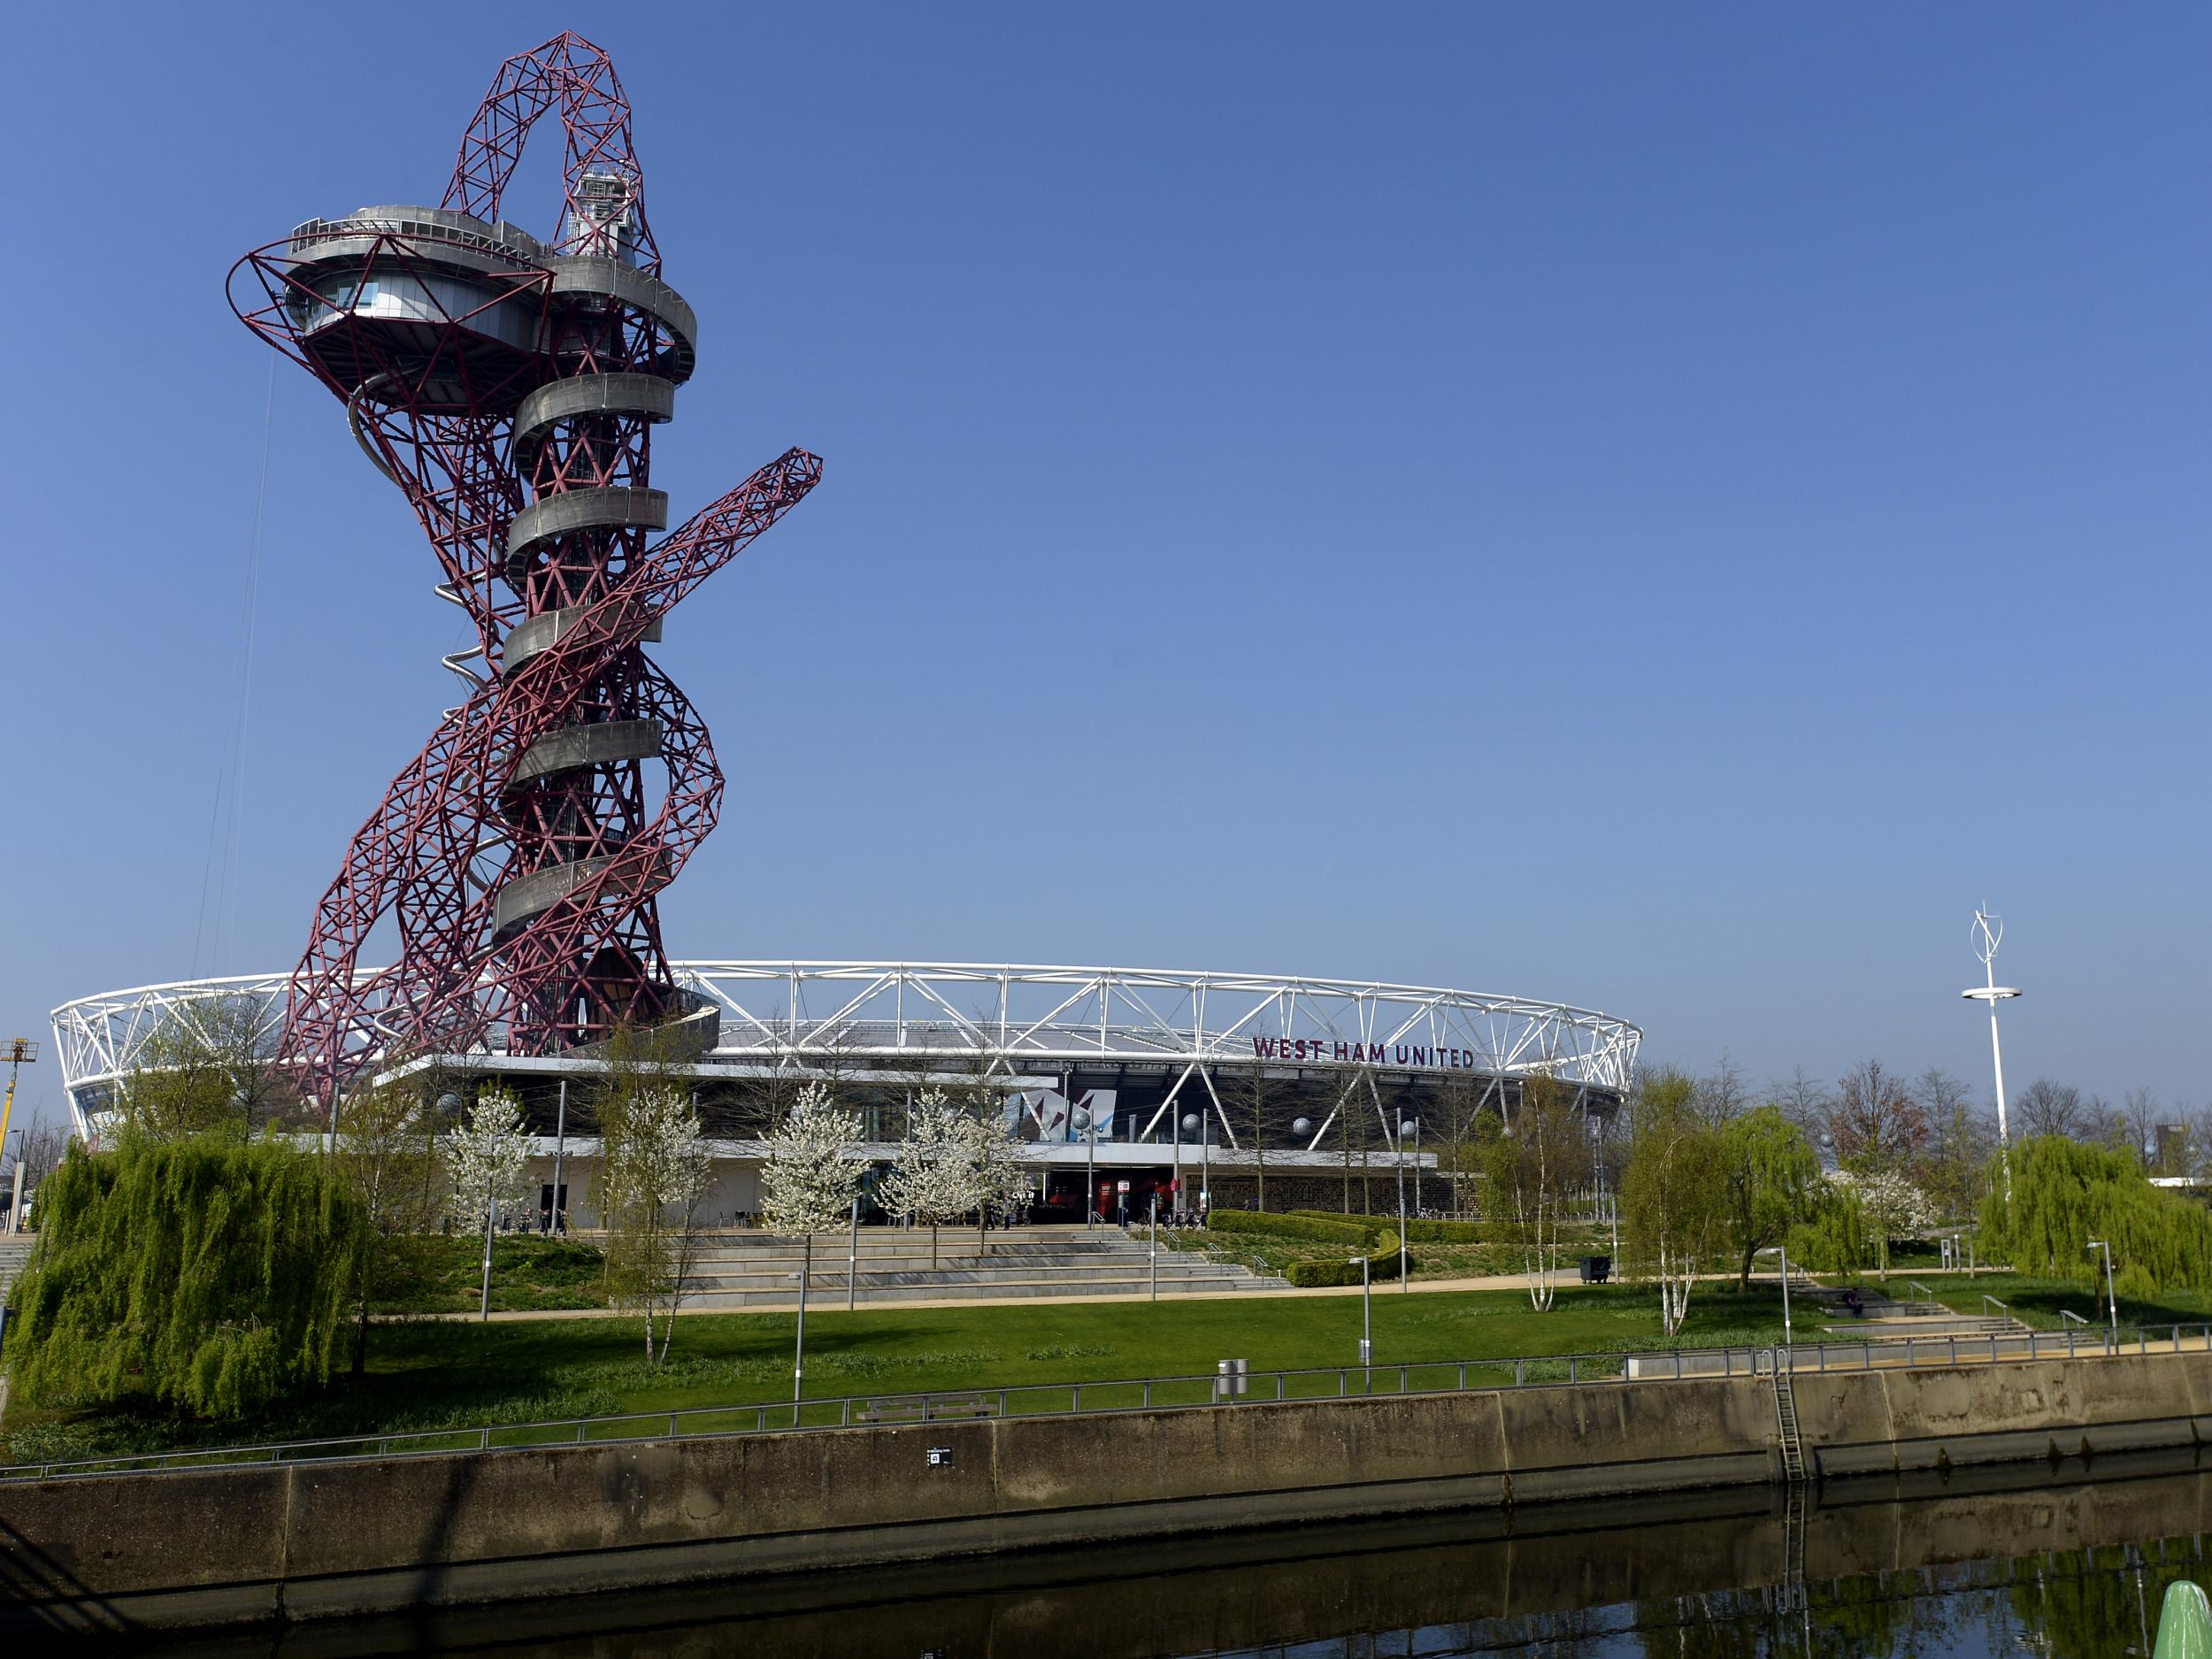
[{"left": 6, "top": 1324, "right": 2207, "bottom": 1486}]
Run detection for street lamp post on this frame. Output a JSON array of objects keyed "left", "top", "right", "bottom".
[
  {"left": 1397, "top": 1118, "right": 1418, "bottom": 1292},
  {"left": 1183, "top": 1113, "right": 1210, "bottom": 1219},
  {"left": 1171, "top": 1102, "right": 1181, "bottom": 1217},
  {"left": 1074, "top": 1105, "right": 1097, "bottom": 1227},
  {"left": 1351, "top": 1254, "right": 1372, "bottom": 1382},
  {"left": 1757, "top": 1244, "right": 1793, "bottom": 1345},
  {"left": 478, "top": 1173, "right": 495, "bottom": 1323},
  {"left": 2089, "top": 1239, "right": 2118, "bottom": 1340},
  {"left": 3, "top": 1129, "right": 20, "bottom": 1236},
  {"left": 1962, "top": 909, "right": 2023, "bottom": 1196}
]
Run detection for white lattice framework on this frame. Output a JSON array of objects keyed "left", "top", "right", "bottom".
[{"left": 50, "top": 962, "right": 1640, "bottom": 1141}]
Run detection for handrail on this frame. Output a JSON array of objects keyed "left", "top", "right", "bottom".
[
  {"left": 6, "top": 1323, "right": 2206, "bottom": 1487},
  {"left": 2060, "top": 1309, "right": 2089, "bottom": 1327},
  {"left": 1907, "top": 1279, "right": 1934, "bottom": 1305},
  {"left": 1982, "top": 1294, "right": 2008, "bottom": 1318}
]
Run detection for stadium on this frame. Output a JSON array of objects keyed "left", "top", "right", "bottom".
[{"left": 50, "top": 962, "right": 1640, "bottom": 1225}]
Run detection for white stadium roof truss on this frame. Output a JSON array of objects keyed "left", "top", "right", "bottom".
[{"left": 51, "top": 963, "right": 1640, "bottom": 1144}]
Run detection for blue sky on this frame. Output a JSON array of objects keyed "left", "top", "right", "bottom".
[{"left": 4, "top": 4, "right": 2206, "bottom": 1127}]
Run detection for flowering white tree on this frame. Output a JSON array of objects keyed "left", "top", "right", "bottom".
[
  {"left": 1824, "top": 1167, "right": 1933, "bottom": 1279},
  {"left": 950, "top": 1102, "right": 1032, "bottom": 1248},
  {"left": 759, "top": 1081, "right": 865, "bottom": 1407},
  {"left": 881, "top": 1089, "right": 972, "bottom": 1268},
  {"left": 443, "top": 1089, "right": 534, "bottom": 1226},
  {"left": 442, "top": 1089, "right": 536, "bottom": 1320},
  {"left": 597, "top": 1085, "right": 713, "bottom": 1363},
  {"left": 761, "top": 1083, "right": 865, "bottom": 1234}
]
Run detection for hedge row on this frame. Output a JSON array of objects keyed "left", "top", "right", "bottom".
[
  {"left": 1206, "top": 1210, "right": 1380, "bottom": 1247},
  {"left": 1288, "top": 1210, "right": 1494, "bottom": 1246},
  {"left": 1285, "top": 1248, "right": 1410, "bottom": 1287}
]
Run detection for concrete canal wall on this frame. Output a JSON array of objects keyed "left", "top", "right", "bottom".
[{"left": 4, "top": 1351, "right": 2208, "bottom": 1632}]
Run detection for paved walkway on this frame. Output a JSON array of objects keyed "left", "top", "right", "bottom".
[{"left": 404, "top": 1268, "right": 1750, "bottom": 1321}]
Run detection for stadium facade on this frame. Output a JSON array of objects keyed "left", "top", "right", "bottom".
[{"left": 51, "top": 963, "right": 1640, "bottom": 1223}]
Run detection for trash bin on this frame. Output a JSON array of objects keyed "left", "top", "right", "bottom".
[
  {"left": 1215, "top": 1357, "right": 1249, "bottom": 1402},
  {"left": 1580, "top": 1256, "right": 1611, "bottom": 1285}
]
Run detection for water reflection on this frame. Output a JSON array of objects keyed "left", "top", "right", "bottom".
[{"left": 160, "top": 1450, "right": 2212, "bottom": 1657}]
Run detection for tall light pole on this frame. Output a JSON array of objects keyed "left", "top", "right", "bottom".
[
  {"left": 1351, "top": 1253, "right": 1372, "bottom": 1380},
  {"left": 1183, "top": 1112, "right": 1210, "bottom": 1218},
  {"left": 4, "top": 1130, "right": 22, "bottom": 1235},
  {"left": 0, "top": 1041, "right": 36, "bottom": 1198},
  {"left": 1757, "top": 1244, "right": 1793, "bottom": 1345},
  {"left": 2089, "top": 1239, "right": 2118, "bottom": 1339},
  {"left": 1397, "top": 1118, "right": 1417, "bottom": 1291},
  {"left": 1962, "top": 908, "right": 2022, "bottom": 1196},
  {"left": 1073, "top": 1104, "right": 1097, "bottom": 1227}
]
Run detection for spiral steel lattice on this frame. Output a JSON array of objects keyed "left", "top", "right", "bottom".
[{"left": 229, "top": 33, "right": 821, "bottom": 1104}]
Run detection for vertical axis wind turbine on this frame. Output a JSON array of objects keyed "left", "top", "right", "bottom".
[{"left": 1962, "top": 907, "right": 2021, "bottom": 1195}]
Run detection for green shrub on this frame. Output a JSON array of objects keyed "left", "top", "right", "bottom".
[
  {"left": 1285, "top": 1250, "right": 1412, "bottom": 1287},
  {"left": 7, "top": 1138, "right": 367, "bottom": 1420},
  {"left": 1207, "top": 1210, "right": 1379, "bottom": 1247},
  {"left": 1286, "top": 1210, "right": 1513, "bottom": 1246}
]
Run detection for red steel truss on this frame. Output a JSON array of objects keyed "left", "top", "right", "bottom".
[{"left": 227, "top": 33, "right": 821, "bottom": 1108}]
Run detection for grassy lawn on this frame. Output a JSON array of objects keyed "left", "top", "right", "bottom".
[
  {"left": 380, "top": 1235, "right": 607, "bottom": 1314},
  {"left": 1929, "top": 1272, "right": 2212, "bottom": 1332},
  {"left": 1, "top": 1280, "right": 1791, "bottom": 1464},
  {"left": 1158, "top": 1223, "right": 1602, "bottom": 1282}
]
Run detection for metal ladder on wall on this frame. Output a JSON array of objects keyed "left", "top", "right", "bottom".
[{"left": 1770, "top": 1349, "right": 1807, "bottom": 1485}]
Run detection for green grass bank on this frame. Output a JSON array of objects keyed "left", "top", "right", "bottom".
[{"left": 4, "top": 1282, "right": 1793, "bottom": 1464}]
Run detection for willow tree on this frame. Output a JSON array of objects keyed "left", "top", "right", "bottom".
[
  {"left": 1717, "top": 1106, "right": 1822, "bottom": 1289},
  {"left": 1978, "top": 1135, "right": 2212, "bottom": 1310},
  {"left": 6, "top": 1139, "right": 365, "bottom": 1419}
]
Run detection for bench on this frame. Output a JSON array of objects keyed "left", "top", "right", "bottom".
[{"left": 855, "top": 1394, "right": 1000, "bottom": 1425}]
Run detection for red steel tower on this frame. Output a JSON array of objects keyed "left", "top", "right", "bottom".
[{"left": 230, "top": 34, "right": 820, "bottom": 1107}]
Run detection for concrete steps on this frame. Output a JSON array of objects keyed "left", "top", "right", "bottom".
[
  {"left": 674, "top": 1228, "right": 1289, "bottom": 1306},
  {"left": 0, "top": 1238, "right": 29, "bottom": 1299}
]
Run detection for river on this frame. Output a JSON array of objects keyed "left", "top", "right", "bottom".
[{"left": 146, "top": 1450, "right": 2212, "bottom": 1655}]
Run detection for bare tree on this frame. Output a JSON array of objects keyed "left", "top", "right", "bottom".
[
  {"left": 1433, "top": 1067, "right": 1494, "bottom": 1216},
  {"left": 1479, "top": 1071, "right": 1590, "bottom": 1311},
  {"left": 1225, "top": 1062, "right": 1297, "bottom": 1213},
  {"left": 1695, "top": 1055, "right": 1751, "bottom": 1125},
  {"left": 15, "top": 1120, "right": 68, "bottom": 1194},
  {"left": 1915, "top": 1067, "right": 1989, "bottom": 1225},
  {"left": 2121, "top": 1088, "right": 2163, "bottom": 1172},
  {"left": 1770, "top": 1067, "right": 1832, "bottom": 1145},
  {"left": 1825, "top": 1060, "right": 1929, "bottom": 1174},
  {"left": 118, "top": 995, "right": 293, "bottom": 1142},
  {"left": 2012, "top": 1078, "right": 2085, "bottom": 1141}
]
